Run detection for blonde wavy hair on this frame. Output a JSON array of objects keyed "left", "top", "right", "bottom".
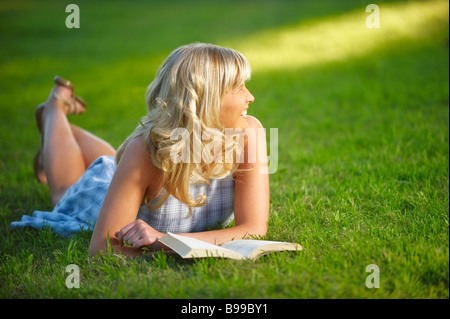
[{"left": 115, "top": 43, "right": 252, "bottom": 215}]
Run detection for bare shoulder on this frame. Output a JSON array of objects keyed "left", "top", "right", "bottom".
[
  {"left": 246, "top": 115, "right": 264, "bottom": 129},
  {"left": 123, "top": 135, "right": 148, "bottom": 156},
  {"left": 118, "top": 135, "right": 161, "bottom": 180},
  {"left": 245, "top": 115, "right": 267, "bottom": 144}
]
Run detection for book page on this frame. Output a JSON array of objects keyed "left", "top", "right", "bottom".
[
  {"left": 221, "top": 240, "right": 296, "bottom": 259},
  {"left": 166, "top": 232, "right": 229, "bottom": 251},
  {"left": 160, "top": 232, "right": 236, "bottom": 258}
]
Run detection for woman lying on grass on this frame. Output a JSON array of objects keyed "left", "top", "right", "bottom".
[{"left": 29, "top": 43, "right": 269, "bottom": 257}]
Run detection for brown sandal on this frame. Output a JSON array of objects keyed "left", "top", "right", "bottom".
[{"left": 52, "top": 75, "right": 87, "bottom": 114}]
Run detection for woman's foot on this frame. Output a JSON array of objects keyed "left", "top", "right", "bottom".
[
  {"left": 50, "top": 75, "right": 87, "bottom": 115},
  {"left": 33, "top": 76, "right": 87, "bottom": 183}
]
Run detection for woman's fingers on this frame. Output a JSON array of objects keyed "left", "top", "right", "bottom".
[
  {"left": 123, "top": 227, "right": 139, "bottom": 244},
  {"left": 115, "top": 219, "right": 162, "bottom": 248},
  {"left": 116, "top": 220, "right": 138, "bottom": 246},
  {"left": 132, "top": 235, "right": 151, "bottom": 249}
]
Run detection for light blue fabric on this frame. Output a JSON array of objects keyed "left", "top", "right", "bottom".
[{"left": 11, "top": 156, "right": 115, "bottom": 237}]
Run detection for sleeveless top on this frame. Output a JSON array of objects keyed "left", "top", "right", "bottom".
[{"left": 137, "top": 176, "right": 235, "bottom": 233}]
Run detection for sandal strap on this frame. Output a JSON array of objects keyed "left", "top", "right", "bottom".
[{"left": 52, "top": 92, "right": 77, "bottom": 114}]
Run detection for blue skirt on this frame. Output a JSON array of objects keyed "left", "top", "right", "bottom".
[{"left": 11, "top": 156, "right": 115, "bottom": 237}]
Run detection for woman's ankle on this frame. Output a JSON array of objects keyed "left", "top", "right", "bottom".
[
  {"left": 48, "top": 83, "right": 86, "bottom": 115},
  {"left": 44, "top": 94, "right": 69, "bottom": 117}
]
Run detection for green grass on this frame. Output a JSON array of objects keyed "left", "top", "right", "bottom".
[{"left": 0, "top": 0, "right": 448, "bottom": 299}]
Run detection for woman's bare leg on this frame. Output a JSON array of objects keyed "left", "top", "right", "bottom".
[
  {"left": 70, "top": 124, "right": 116, "bottom": 168},
  {"left": 42, "top": 91, "right": 85, "bottom": 205}
]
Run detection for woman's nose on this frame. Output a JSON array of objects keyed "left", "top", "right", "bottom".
[{"left": 247, "top": 91, "right": 255, "bottom": 104}]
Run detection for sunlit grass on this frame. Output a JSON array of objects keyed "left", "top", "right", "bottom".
[
  {"left": 0, "top": 0, "right": 448, "bottom": 299},
  {"left": 230, "top": 0, "right": 449, "bottom": 72}
]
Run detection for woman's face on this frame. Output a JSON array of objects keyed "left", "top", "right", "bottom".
[{"left": 219, "top": 83, "right": 255, "bottom": 130}]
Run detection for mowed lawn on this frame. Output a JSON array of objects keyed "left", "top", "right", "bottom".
[{"left": 0, "top": 0, "right": 448, "bottom": 299}]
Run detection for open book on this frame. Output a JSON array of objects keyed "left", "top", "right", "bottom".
[{"left": 158, "top": 232, "right": 302, "bottom": 260}]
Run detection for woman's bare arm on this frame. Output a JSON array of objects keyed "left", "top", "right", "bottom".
[{"left": 89, "top": 136, "right": 162, "bottom": 257}]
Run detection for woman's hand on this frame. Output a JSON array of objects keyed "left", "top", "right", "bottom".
[{"left": 115, "top": 219, "right": 163, "bottom": 249}]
